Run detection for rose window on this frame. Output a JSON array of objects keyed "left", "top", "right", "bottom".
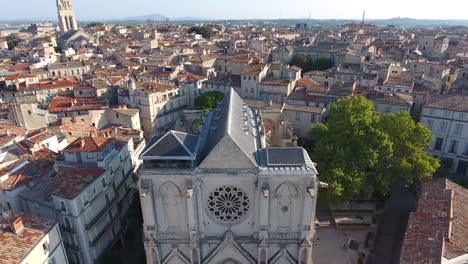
[{"left": 207, "top": 186, "right": 250, "bottom": 224}]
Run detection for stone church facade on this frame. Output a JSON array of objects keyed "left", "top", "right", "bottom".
[{"left": 138, "top": 89, "right": 319, "bottom": 264}]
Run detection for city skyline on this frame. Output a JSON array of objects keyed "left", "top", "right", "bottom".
[{"left": 2, "top": 0, "right": 468, "bottom": 21}]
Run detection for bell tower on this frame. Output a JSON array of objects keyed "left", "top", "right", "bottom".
[{"left": 56, "top": 0, "right": 78, "bottom": 33}]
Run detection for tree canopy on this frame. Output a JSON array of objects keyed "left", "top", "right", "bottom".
[
  {"left": 310, "top": 96, "right": 439, "bottom": 204},
  {"left": 290, "top": 54, "right": 333, "bottom": 73},
  {"left": 126, "top": 25, "right": 136, "bottom": 29},
  {"left": 7, "top": 40, "right": 17, "bottom": 50},
  {"left": 188, "top": 26, "right": 213, "bottom": 39},
  {"left": 87, "top": 22, "right": 104, "bottom": 27},
  {"left": 194, "top": 91, "right": 224, "bottom": 111}
]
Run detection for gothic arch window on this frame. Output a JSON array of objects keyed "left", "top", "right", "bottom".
[
  {"left": 160, "top": 182, "right": 182, "bottom": 231},
  {"left": 206, "top": 185, "right": 250, "bottom": 224},
  {"left": 275, "top": 182, "right": 298, "bottom": 228},
  {"left": 69, "top": 16, "right": 74, "bottom": 30}
]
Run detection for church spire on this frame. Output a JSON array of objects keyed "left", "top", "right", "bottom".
[{"left": 56, "top": 0, "right": 78, "bottom": 33}]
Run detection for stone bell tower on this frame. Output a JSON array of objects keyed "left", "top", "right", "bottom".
[{"left": 56, "top": 0, "right": 78, "bottom": 33}]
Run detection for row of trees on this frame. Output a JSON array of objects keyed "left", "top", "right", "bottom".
[
  {"left": 290, "top": 54, "right": 333, "bottom": 73},
  {"left": 310, "top": 96, "right": 440, "bottom": 204},
  {"left": 188, "top": 26, "right": 213, "bottom": 39}
]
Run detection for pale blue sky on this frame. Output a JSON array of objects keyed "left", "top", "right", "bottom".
[{"left": 2, "top": 0, "right": 468, "bottom": 21}]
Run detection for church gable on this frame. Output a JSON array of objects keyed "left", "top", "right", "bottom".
[
  {"left": 204, "top": 232, "right": 257, "bottom": 264},
  {"left": 199, "top": 134, "right": 257, "bottom": 170},
  {"left": 161, "top": 249, "right": 191, "bottom": 264}
]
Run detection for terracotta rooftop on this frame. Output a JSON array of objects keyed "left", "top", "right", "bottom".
[
  {"left": 0, "top": 212, "right": 56, "bottom": 264},
  {"left": 62, "top": 137, "right": 114, "bottom": 153},
  {"left": 400, "top": 179, "right": 468, "bottom": 263},
  {"left": 52, "top": 167, "right": 106, "bottom": 199},
  {"left": 241, "top": 64, "right": 266, "bottom": 75},
  {"left": 47, "top": 96, "right": 108, "bottom": 113},
  {"left": 425, "top": 94, "right": 468, "bottom": 112}
]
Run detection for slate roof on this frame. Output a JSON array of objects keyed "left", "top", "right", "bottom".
[
  {"left": 140, "top": 131, "right": 199, "bottom": 159},
  {"left": 266, "top": 148, "right": 306, "bottom": 166},
  {"left": 200, "top": 88, "right": 259, "bottom": 166}
]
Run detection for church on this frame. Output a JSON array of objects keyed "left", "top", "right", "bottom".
[
  {"left": 56, "top": 0, "right": 92, "bottom": 50},
  {"left": 138, "top": 89, "right": 320, "bottom": 264}
]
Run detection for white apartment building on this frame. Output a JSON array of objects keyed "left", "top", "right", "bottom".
[
  {"left": 0, "top": 211, "right": 69, "bottom": 264},
  {"left": 53, "top": 137, "right": 136, "bottom": 264},
  {"left": 420, "top": 95, "right": 468, "bottom": 177}
]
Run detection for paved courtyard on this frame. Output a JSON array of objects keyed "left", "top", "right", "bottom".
[{"left": 313, "top": 226, "right": 370, "bottom": 264}]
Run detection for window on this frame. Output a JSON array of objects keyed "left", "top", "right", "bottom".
[
  {"left": 454, "top": 124, "right": 463, "bottom": 136},
  {"left": 243, "top": 76, "right": 246, "bottom": 80},
  {"left": 27, "top": 110, "right": 32, "bottom": 115},
  {"left": 82, "top": 193, "right": 89, "bottom": 207},
  {"left": 101, "top": 177, "right": 107, "bottom": 188},
  {"left": 248, "top": 76, "right": 251, "bottom": 81},
  {"left": 116, "top": 113, "right": 119, "bottom": 118},
  {"left": 429, "top": 109, "right": 436, "bottom": 115},
  {"left": 311, "top": 114, "right": 316, "bottom": 122},
  {"left": 105, "top": 193, "right": 110, "bottom": 205},
  {"left": 444, "top": 111, "right": 450, "bottom": 118},
  {"left": 385, "top": 106, "right": 392, "bottom": 113},
  {"left": 435, "top": 138, "right": 443, "bottom": 150},
  {"left": 426, "top": 119, "right": 434, "bottom": 129},
  {"left": 60, "top": 201, "right": 67, "bottom": 212},
  {"left": 463, "top": 143, "right": 468, "bottom": 156},
  {"left": 6, "top": 202, "right": 12, "bottom": 211},
  {"left": 439, "top": 121, "right": 448, "bottom": 132},
  {"left": 449, "top": 140, "right": 458, "bottom": 153},
  {"left": 253, "top": 76, "right": 256, "bottom": 81},
  {"left": 42, "top": 242, "right": 49, "bottom": 251},
  {"left": 49, "top": 257, "right": 56, "bottom": 264},
  {"left": 459, "top": 113, "right": 465, "bottom": 120},
  {"left": 86, "top": 153, "right": 93, "bottom": 159},
  {"left": 295, "top": 112, "right": 301, "bottom": 121}
]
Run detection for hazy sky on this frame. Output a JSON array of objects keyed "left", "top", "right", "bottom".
[{"left": 2, "top": 0, "right": 468, "bottom": 21}]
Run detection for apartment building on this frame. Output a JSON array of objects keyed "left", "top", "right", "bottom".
[
  {"left": 53, "top": 137, "right": 136, "bottom": 264},
  {"left": 0, "top": 211, "right": 69, "bottom": 264},
  {"left": 420, "top": 95, "right": 468, "bottom": 178}
]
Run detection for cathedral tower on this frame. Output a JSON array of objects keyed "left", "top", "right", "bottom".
[{"left": 56, "top": 0, "right": 78, "bottom": 33}]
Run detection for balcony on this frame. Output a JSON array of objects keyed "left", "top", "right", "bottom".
[
  {"left": 88, "top": 208, "right": 121, "bottom": 247},
  {"left": 64, "top": 242, "right": 81, "bottom": 252},
  {"left": 60, "top": 225, "right": 77, "bottom": 235},
  {"left": 84, "top": 194, "right": 118, "bottom": 231}
]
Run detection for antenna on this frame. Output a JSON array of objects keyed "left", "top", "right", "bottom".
[{"left": 362, "top": 10, "right": 366, "bottom": 25}]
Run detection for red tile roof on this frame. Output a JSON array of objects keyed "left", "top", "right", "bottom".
[
  {"left": 47, "top": 96, "right": 108, "bottom": 112},
  {"left": 400, "top": 179, "right": 468, "bottom": 263},
  {"left": 52, "top": 167, "right": 106, "bottom": 199},
  {"left": 0, "top": 212, "right": 56, "bottom": 264},
  {"left": 62, "top": 137, "right": 113, "bottom": 153}
]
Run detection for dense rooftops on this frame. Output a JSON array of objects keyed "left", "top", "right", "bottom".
[{"left": 0, "top": 212, "right": 56, "bottom": 264}]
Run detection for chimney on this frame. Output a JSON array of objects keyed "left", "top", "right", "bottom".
[
  {"left": 80, "top": 138, "right": 86, "bottom": 148},
  {"left": 11, "top": 217, "right": 24, "bottom": 234},
  {"left": 269, "top": 100, "right": 273, "bottom": 106}
]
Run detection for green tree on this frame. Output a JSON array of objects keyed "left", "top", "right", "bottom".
[
  {"left": 314, "top": 56, "right": 334, "bottom": 71},
  {"left": 290, "top": 54, "right": 334, "bottom": 73},
  {"left": 380, "top": 112, "right": 440, "bottom": 187},
  {"left": 310, "top": 97, "right": 439, "bottom": 204},
  {"left": 87, "top": 22, "right": 104, "bottom": 27},
  {"left": 126, "top": 25, "right": 136, "bottom": 29},
  {"left": 188, "top": 26, "right": 213, "bottom": 39},
  {"left": 290, "top": 53, "right": 312, "bottom": 72},
  {"left": 7, "top": 40, "right": 17, "bottom": 50},
  {"left": 194, "top": 91, "right": 224, "bottom": 111}
]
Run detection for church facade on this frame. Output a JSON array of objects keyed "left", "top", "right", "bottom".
[{"left": 138, "top": 89, "right": 319, "bottom": 264}]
